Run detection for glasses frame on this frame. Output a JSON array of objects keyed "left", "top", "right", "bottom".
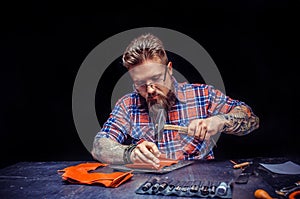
[{"left": 133, "top": 64, "right": 168, "bottom": 92}]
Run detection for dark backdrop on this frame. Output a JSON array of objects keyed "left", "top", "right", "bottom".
[{"left": 1, "top": 1, "right": 298, "bottom": 168}]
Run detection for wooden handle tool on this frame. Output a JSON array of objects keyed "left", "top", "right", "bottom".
[
  {"left": 164, "top": 124, "right": 217, "bottom": 146},
  {"left": 233, "top": 161, "right": 253, "bottom": 169},
  {"left": 254, "top": 189, "right": 276, "bottom": 199},
  {"left": 163, "top": 124, "right": 188, "bottom": 132}
]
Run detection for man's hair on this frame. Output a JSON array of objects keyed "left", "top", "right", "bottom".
[{"left": 122, "top": 33, "right": 168, "bottom": 69}]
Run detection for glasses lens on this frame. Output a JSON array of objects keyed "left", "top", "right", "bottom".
[
  {"left": 137, "top": 84, "right": 147, "bottom": 91},
  {"left": 134, "top": 65, "right": 168, "bottom": 92}
]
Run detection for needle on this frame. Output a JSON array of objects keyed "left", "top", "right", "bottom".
[{"left": 230, "top": 160, "right": 238, "bottom": 165}]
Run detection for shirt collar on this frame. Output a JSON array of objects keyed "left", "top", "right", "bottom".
[{"left": 172, "top": 76, "right": 187, "bottom": 104}]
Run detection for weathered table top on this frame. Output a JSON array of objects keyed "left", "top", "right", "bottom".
[{"left": 1, "top": 157, "right": 299, "bottom": 199}]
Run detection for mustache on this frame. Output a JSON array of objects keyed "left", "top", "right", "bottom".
[
  {"left": 147, "top": 89, "right": 176, "bottom": 110},
  {"left": 147, "top": 90, "right": 166, "bottom": 99}
]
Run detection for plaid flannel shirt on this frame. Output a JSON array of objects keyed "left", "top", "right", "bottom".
[{"left": 96, "top": 77, "right": 252, "bottom": 160}]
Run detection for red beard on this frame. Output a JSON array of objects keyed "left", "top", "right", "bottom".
[
  {"left": 147, "top": 89, "right": 175, "bottom": 110},
  {"left": 147, "top": 89, "right": 166, "bottom": 105}
]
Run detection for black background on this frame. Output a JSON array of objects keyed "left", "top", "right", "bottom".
[{"left": 1, "top": 1, "right": 299, "bottom": 168}]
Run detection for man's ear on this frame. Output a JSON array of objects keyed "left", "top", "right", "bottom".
[{"left": 167, "top": 61, "right": 173, "bottom": 75}]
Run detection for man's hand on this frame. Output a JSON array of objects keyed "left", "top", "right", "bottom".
[
  {"left": 187, "top": 116, "right": 225, "bottom": 140},
  {"left": 130, "top": 141, "right": 161, "bottom": 169}
]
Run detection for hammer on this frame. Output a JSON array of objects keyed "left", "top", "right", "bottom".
[{"left": 164, "top": 124, "right": 217, "bottom": 146}]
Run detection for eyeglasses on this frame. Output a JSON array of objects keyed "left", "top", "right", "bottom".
[{"left": 133, "top": 65, "right": 168, "bottom": 92}]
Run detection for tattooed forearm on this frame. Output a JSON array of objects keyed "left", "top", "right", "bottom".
[
  {"left": 91, "top": 137, "right": 127, "bottom": 164},
  {"left": 217, "top": 105, "right": 259, "bottom": 136}
]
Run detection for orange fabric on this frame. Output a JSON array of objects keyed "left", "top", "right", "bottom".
[
  {"left": 125, "top": 157, "right": 179, "bottom": 170},
  {"left": 57, "top": 162, "right": 133, "bottom": 188}
]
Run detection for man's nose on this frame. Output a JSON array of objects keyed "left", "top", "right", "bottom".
[{"left": 146, "top": 83, "right": 156, "bottom": 93}]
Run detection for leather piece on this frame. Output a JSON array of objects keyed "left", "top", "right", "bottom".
[
  {"left": 125, "top": 158, "right": 179, "bottom": 170},
  {"left": 58, "top": 162, "right": 133, "bottom": 188}
]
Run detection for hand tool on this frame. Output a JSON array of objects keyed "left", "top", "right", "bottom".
[
  {"left": 151, "top": 180, "right": 161, "bottom": 193},
  {"left": 288, "top": 190, "right": 300, "bottom": 199},
  {"left": 168, "top": 180, "right": 178, "bottom": 191},
  {"left": 141, "top": 177, "right": 158, "bottom": 191},
  {"left": 216, "top": 182, "right": 228, "bottom": 196},
  {"left": 276, "top": 181, "right": 300, "bottom": 194},
  {"left": 233, "top": 161, "right": 253, "bottom": 169},
  {"left": 210, "top": 182, "right": 217, "bottom": 195},
  {"left": 158, "top": 178, "right": 172, "bottom": 191},
  {"left": 254, "top": 189, "right": 275, "bottom": 199},
  {"left": 149, "top": 104, "right": 166, "bottom": 144},
  {"left": 190, "top": 181, "right": 200, "bottom": 193},
  {"left": 200, "top": 180, "right": 210, "bottom": 195},
  {"left": 180, "top": 181, "right": 190, "bottom": 192},
  {"left": 163, "top": 124, "right": 217, "bottom": 147},
  {"left": 275, "top": 181, "right": 300, "bottom": 199}
]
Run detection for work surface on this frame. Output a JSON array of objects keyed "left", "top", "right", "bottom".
[{"left": 1, "top": 157, "right": 299, "bottom": 199}]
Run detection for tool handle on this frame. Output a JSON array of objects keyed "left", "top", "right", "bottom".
[
  {"left": 164, "top": 124, "right": 217, "bottom": 147},
  {"left": 254, "top": 189, "right": 276, "bottom": 199},
  {"left": 233, "top": 161, "right": 252, "bottom": 169},
  {"left": 164, "top": 124, "right": 188, "bottom": 132}
]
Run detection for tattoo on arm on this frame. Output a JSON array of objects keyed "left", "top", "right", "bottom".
[
  {"left": 217, "top": 105, "right": 259, "bottom": 136},
  {"left": 91, "top": 137, "right": 127, "bottom": 164}
]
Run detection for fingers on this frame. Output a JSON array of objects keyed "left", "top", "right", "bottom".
[
  {"left": 131, "top": 141, "right": 161, "bottom": 168},
  {"left": 188, "top": 120, "right": 208, "bottom": 140},
  {"left": 145, "top": 141, "right": 161, "bottom": 157}
]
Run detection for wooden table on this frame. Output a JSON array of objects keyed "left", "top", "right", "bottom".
[{"left": 1, "top": 157, "right": 299, "bottom": 199}]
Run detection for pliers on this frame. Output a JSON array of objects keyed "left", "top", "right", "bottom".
[{"left": 275, "top": 181, "right": 300, "bottom": 199}]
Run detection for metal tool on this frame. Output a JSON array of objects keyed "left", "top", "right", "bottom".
[
  {"left": 190, "top": 181, "right": 200, "bottom": 193},
  {"left": 180, "top": 181, "right": 190, "bottom": 192},
  {"left": 158, "top": 178, "right": 172, "bottom": 191},
  {"left": 149, "top": 104, "right": 166, "bottom": 144},
  {"left": 275, "top": 181, "right": 300, "bottom": 198},
  {"left": 168, "top": 180, "right": 178, "bottom": 191},
  {"left": 216, "top": 182, "right": 228, "bottom": 196},
  {"left": 151, "top": 180, "right": 161, "bottom": 193},
  {"left": 141, "top": 177, "right": 158, "bottom": 191},
  {"left": 200, "top": 181, "right": 210, "bottom": 195},
  {"left": 233, "top": 161, "right": 253, "bottom": 169},
  {"left": 210, "top": 182, "right": 217, "bottom": 195}
]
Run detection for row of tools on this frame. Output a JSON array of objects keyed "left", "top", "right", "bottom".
[{"left": 135, "top": 176, "right": 233, "bottom": 198}]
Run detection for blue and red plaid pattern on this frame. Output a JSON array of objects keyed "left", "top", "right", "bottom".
[{"left": 96, "top": 77, "right": 253, "bottom": 160}]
